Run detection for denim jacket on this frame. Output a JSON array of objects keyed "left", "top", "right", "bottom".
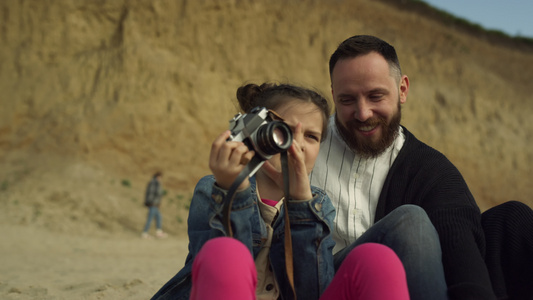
[{"left": 151, "top": 175, "right": 336, "bottom": 300}]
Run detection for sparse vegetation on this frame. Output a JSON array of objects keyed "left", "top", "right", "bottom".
[
  {"left": 33, "top": 207, "right": 42, "bottom": 220},
  {"left": 1, "top": 180, "right": 7, "bottom": 191},
  {"left": 121, "top": 179, "right": 131, "bottom": 187}
]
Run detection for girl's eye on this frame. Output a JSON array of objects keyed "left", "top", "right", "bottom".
[{"left": 306, "top": 134, "right": 320, "bottom": 142}]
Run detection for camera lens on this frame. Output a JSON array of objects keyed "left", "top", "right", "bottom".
[
  {"left": 272, "top": 127, "right": 286, "bottom": 146},
  {"left": 255, "top": 121, "right": 293, "bottom": 156}
]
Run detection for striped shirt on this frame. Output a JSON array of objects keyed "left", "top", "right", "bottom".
[{"left": 310, "top": 116, "right": 405, "bottom": 254}]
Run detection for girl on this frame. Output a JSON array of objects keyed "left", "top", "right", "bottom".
[{"left": 152, "top": 83, "right": 409, "bottom": 300}]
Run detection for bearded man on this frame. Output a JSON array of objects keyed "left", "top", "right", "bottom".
[{"left": 310, "top": 35, "right": 496, "bottom": 300}]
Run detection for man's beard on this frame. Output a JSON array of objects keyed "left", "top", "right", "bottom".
[{"left": 336, "top": 103, "right": 401, "bottom": 158}]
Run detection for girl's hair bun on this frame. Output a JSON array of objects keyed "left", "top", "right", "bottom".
[{"left": 236, "top": 83, "right": 274, "bottom": 113}]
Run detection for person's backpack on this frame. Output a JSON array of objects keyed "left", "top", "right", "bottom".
[
  {"left": 144, "top": 179, "right": 160, "bottom": 207},
  {"left": 144, "top": 195, "right": 155, "bottom": 207}
]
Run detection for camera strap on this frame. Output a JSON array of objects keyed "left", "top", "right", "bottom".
[
  {"left": 222, "top": 152, "right": 297, "bottom": 299},
  {"left": 221, "top": 156, "right": 262, "bottom": 237},
  {"left": 281, "top": 151, "right": 297, "bottom": 300}
]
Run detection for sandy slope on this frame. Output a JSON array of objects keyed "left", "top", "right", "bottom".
[
  {"left": 1, "top": 1, "right": 533, "bottom": 299},
  {"left": 0, "top": 225, "right": 188, "bottom": 300}
]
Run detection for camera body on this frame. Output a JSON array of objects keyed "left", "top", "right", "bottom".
[{"left": 227, "top": 106, "right": 293, "bottom": 176}]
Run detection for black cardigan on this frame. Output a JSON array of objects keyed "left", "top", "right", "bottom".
[
  {"left": 482, "top": 200, "right": 533, "bottom": 300},
  {"left": 376, "top": 127, "right": 496, "bottom": 300}
]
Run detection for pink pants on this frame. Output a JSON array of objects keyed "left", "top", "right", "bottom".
[{"left": 190, "top": 237, "right": 409, "bottom": 300}]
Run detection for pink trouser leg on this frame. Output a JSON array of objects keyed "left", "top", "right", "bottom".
[
  {"left": 190, "top": 237, "right": 257, "bottom": 300},
  {"left": 320, "top": 243, "right": 410, "bottom": 300}
]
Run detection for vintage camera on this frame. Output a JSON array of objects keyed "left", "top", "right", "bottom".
[{"left": 227, "top": 106, "right": 293, "bottom": 176}]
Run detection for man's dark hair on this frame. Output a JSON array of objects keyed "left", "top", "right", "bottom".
[
  {"left": 153, "top": 172, "right": 162, "bottom": 178},
  {"left": 329, "top": 35, "right": 402, "bottom": 80}
]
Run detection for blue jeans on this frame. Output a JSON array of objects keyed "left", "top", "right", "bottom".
[
  {"left": 333, "top": 205, "right": 448, "bottom": 300},
  {"left": 143, "top": 206, "right": 162, "bottom": 232}
]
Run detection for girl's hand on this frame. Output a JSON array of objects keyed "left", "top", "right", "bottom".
[
  {"left": 209, "top": 130, "right": 255, "bottom": 190},
  {"left": 262, "top": 123, "right": 313, "bottom": 200}
]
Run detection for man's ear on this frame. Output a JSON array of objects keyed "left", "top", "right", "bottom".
[{"left": 399, "top": 75, "right": 409, "bottom": 104}]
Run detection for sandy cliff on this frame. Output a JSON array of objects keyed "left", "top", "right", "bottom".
[{"left": 1, "top": 0, "right": 532, "bottom": 237}]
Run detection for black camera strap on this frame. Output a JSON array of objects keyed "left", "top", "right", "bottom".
[
  {"left": 222, "top": 152, "right": 297, "bottom": 299},
  {"left": 221, "top": 155, "right": 262, "bottom": 237}
]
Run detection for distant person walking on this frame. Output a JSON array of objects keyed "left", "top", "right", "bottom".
[{"left": 142, "top": 172, "right": 167, "bottom": 239}]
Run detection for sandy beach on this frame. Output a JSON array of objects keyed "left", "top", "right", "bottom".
[{"left": 1, "top": 225, "right": 188, "bottom": 300}]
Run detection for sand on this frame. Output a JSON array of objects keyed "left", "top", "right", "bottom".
[{"left": 0, "top": 225, "right": 188, "bottom": 300}]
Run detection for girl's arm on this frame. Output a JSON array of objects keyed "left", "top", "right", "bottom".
[{"left": 187, "top": 129, "right": 264, "bottom": 258}]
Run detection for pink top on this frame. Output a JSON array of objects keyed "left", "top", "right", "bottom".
[{"left": 261, "top": 198, "right": 278, "bottom": 207}]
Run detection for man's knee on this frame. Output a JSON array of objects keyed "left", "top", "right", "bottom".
[
  {"left": 388, "top": 205, "right": 435, "bottom": 234},
  {"left": 382, "top": 205, "right": 440, "bottom": 252},
  {"left": 392, "top": 204, "right": 428, "bottom": 220}
]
